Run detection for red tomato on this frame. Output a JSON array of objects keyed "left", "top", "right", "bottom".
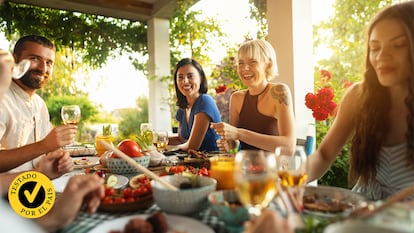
[
  {"left": 123, "top": 187, "right": 133, "bottom": 198},
  {"left": 169, "top": 165, "right": 186, "bottom": 174},
  {"left": 114, "top": 197, "right": 126, "bottom": 204},
  {"left": 112, "top": 139, "right": 142, "bottom": 158},
  {"left": 104, "top": 187, "right": 115, "bottom": 196},
  {"left": 102, "top": 196, "right": 114, "bottom": 204}
]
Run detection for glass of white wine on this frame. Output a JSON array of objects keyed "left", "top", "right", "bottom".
[
  {"left": 275, "top": 146, "right": 308, "bottom": 212},
  {"left": 61, "top": 105, "right": 81, "bottom": 125},
  {"left": 234, "top": 150, "right": 278, "bottom": 216},
  {"left": 154, "top": 131, "right": 169, "bottom": 152}
]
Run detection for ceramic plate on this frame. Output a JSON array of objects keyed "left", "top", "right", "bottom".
[
  {"left": 303, "top": 185, "right": 367, "bottom": 218},
  {"left": 88, "top": 214, "right": 214, "bottom": 233},
  {"left": 52, "top": 171, "right": 83, "bottom": 193},
  {"left": 72, "top": 156, "right": 99, "bottom": 169}
]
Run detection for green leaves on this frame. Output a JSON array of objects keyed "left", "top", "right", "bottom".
[{"left": 0, "top": 2, "right": 147, "bottom": 68}]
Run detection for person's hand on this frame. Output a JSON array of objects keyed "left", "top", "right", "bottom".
[
  {"left": 211, "top": 122, "right": 239, "bottom": 141},
  {"left": 36, "top": 149, "right": 73, "bottom": 179},
  {"left": 41, "top": 125, "right": 78, "bottom": 151},
  {"left": 211, "top": 122, "right": 240, "bottom": 152},
  {"left": 36, "top": 174, "right": 105, "bottom": 232},
  {"left": 243, "top": 209, "right": 293, "bottom": 233}
]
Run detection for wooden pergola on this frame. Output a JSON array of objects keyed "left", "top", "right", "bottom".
[{"left": 8, "top": 0, "right": 315, "bottom": 140}]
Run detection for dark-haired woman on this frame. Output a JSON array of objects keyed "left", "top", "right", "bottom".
[{"left": 173, "top": 58, "right": 221, "bottom": 152}]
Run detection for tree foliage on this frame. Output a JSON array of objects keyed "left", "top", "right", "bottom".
[
  {"left": 314, "top": 0, "right": 393, "bottom": 89},
  {"left": 0, "top": 2, "right": 147, "bottom": 69},
  {"left": 117, "top": 96, "right": 149, "bottom": 138},
  {"left": 169, "top": 0, "right": 224, "bottom": 74}
]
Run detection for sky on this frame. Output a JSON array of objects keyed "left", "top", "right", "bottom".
[{"left": 0, "top": 0, "right": 334, "bottom": 112}]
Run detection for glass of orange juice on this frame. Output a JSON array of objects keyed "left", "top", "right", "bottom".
[
  {"left": 95, "top": 135, "right": 113, "bottom": 157},
  {"left": 210, "top": 155, "right": 236, "bottom": 190}
]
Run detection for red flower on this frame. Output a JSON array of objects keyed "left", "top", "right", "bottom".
[
  {"left": 215, "top": 85, "right": 227, "bottom": 94},
  {"left": 320, "top": 69, "right": 332, "bottom": 81},
  {"left": 342, "top": 80, "right": 353, "bottom": 89},
  {"left": 305, "top": 86, "right": 337, "bottom": 121},
  {"left": 305, "top": 93, "right": 318, "bottom": 109},
  {"left": 317, "top": 87, "right": 335, "bottom": 102}
]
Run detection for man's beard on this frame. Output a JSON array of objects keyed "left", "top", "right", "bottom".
[{"left": 19, "top": 70, "right": 48, "bottom": 89}]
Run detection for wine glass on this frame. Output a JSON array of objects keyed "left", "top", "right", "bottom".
[
  {"left": 12, "top": 59, "right": 30, "bottom": 79},
  {"left": 275, "top": 146, "right": 308, "bottom": 212},
  {"left": 61, "top": 105, "right": 81, "bottom": 125},
  {"left": 154, "top": 131, "right": 169, "bottom": 152},
  {"left": 234, "top": 150, "right": 278, "bottom": 216}
]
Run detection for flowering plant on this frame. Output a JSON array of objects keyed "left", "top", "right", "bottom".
[{"left": 305, "top": 69, "right": 337, "bottom": 121}]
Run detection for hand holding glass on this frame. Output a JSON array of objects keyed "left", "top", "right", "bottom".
[
  {"left": 61, "top": 105, "right": 81, "bottom": 125},
  {"left": 234, "top": 150, "right": 278, "bottom": 216}
]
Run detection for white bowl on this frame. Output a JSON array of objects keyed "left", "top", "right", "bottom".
[
  {"left": 151, "top": 175, "right": 217, "bottom": 215},
  {"left": 106, "top": 155, "right": 150, "bottom": 174}
]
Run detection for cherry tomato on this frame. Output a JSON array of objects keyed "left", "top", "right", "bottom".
[
  {"left": 114, "top": 197, "right": 126, "bottom": 204},
  {"left": 125, "top": 197, "right": 135, "bottom": 203},
  {"left": 169, "top": 165, "right": 186, "bottom": 174},
  {"left": 102, "top": 196, "right": 114, "bottom": 204},
  {"left": 197, "top": 167, "right": 210, "bottom": 176},
  {"left": 123, "top": 187, "right": 133, "bottom": 198},
  {"left": 105, "top": 187, "right": 115, "bottom": 196}
]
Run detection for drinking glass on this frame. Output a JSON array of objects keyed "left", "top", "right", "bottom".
[
  {"left": 275, "top": 146, "right": 308, "bottom": 212},
  {"left": 12, "top": 59, "right": 30, "bottom": 79},
  {"left": 154, "top": 131, "right": 169, "bottom": 152},
  {"left": 61, "top": 105, "right": 81, "bottom": 125},
  {"left": 234, "top": 150, "right": 278, "bottom": 216}
]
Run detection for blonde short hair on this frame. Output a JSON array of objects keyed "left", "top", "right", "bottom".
[{"left": 237, "top": 39, "right": 279, "bottom": 80}]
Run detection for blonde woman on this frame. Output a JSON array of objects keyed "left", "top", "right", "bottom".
[{"left": 211, "top": 39, "right": 296, "bottom": 153}]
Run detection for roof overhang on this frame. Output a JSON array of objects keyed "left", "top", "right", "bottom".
[{"left": 9, "top": 0, "right": 178, "bottom": 22}]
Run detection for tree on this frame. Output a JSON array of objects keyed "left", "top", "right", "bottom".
[
  {"left": 169, "top": 0, "right": 224, "bottom": 73},
  {"left": 0, "top": 2, "right": 147, "bottom": 69},
  {"left": 118, "top": 96, "right": 149, "bottom": 138}
]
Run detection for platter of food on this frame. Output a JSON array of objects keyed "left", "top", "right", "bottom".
[
  {"left": 72, "top": 156, "right": 99, "bottom": 169},
  {"left": 303, "top": 185, "right": 367, "bottom": 217},
  {"left": 98, "top": 174, "right": 154, "bottom": 212}
]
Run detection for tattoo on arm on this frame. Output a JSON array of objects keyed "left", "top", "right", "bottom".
[{"left": 270, "top": 85, "right": 290, "bottom": 106}]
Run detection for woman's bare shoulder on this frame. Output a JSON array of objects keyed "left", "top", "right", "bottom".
[
  {"left": 342, "top": 82, "right": 363, "bottom": 100},
  {"left": 231, "top": 89, "right": 247, "bottom": 100},
  {"left": 267, "top": 82, "right": 292, "bottom": 106}
]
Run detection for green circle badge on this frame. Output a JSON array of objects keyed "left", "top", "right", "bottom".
[{"left": 8, "top": 171, "right": 55, "bottom": 218}]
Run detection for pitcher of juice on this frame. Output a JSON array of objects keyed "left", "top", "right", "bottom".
[{"left": 210, "top": 155, "right": 236, "bottom": 190}]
